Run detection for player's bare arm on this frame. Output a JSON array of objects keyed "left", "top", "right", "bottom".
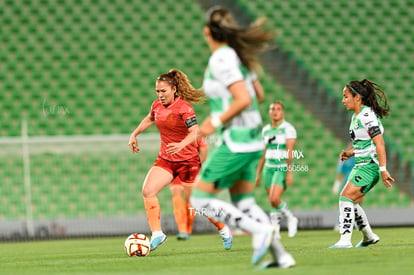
[{"left": 128, "top": 113, "right": 154, "bottom": 153}]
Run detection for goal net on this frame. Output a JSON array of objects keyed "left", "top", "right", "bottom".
[{"left": 1, "top": 133, "right": 222, "bottom": 239}]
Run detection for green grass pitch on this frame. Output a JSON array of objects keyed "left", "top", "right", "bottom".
[{"left": 0, "top": 227, "right": 413, "bottom": 275}]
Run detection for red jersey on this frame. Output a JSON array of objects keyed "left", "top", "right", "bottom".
[{"left": 150, "top": 97, "right": 199, "bottom": 162}]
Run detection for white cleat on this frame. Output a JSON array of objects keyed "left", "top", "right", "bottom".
[
  {"left": 150, "top": 233, "right": 167, "bottom": 251},
  {"left": 287, "top": 217, "right": 298, "bottom": 238},
  {"left": 255, "top": 253, "right": 296, "bottom": 270},
  {"left": 219, "top": 225, "right": 233, "bottom": 250},
  {"left": 278, "top": 253, "right": 296, "bottom": 268},
  {"left": 251, "top": 226, "right": 274, "bottom": 265},
  {"left": 355, "top": 234, "right": 380, "bottom": 248},
  {"left": 328, "top": 240, "right": 352, "bottom": 248}
]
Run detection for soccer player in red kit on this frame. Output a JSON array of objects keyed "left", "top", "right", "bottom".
[{"left": 128, "top": 69, "right": 231, "bottom": 251}]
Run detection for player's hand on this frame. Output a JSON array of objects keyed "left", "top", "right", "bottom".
[
  {"left": 381, "top": 170, "right": 394, "bottom": 188},
  {"left": 166, "top": 142, "right": 184, "bottom": 154},
  {"left": 128, "top": 135, "right": 139, "bottom": 153},
  {"left": 339, "top": 150, "right": 349, "bottom": 161}
]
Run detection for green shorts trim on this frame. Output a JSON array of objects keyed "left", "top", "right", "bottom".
[
  {"left": 199, "top": 143, "right": 262, "bottom": 189},
  {"left": 262, "top": 166, "right": 286, "bottom": 189},
  {"left": 230, "top": 193, "right": 254, "bottom": 203},
  {"left": 191, "top": 189, "right": 217, "bottom": 199},
  {"left": 346, "top": 163, "right": 380, "bottom": 194}
]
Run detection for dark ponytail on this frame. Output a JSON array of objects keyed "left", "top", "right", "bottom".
[
  {"left": 205, "top": 6, "right": 275, "bottom": 72},
  {"left": 347, "top": 79, "right": 390, "bottom": 118}
]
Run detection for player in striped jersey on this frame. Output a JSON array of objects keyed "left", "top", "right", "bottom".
[
  {"left": 256, "top": 101, "right": 298, "bottom": 238},
  {"left": 329, "top": 79, "right": 394, "bottom": 248},
  {"left": 189, "top": 6, "right": 295, "bottom": 268}
]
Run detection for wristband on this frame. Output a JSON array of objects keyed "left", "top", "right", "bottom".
[
  {"left": 379, "top": 166, "right": 387, "bottom": 172},
  {"left": 211, "top": 116, "right": 223, "bottom": 128}
]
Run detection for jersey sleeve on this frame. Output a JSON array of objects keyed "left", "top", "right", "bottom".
[
  {"left": 210, "top": 49, "right": 243, "bottom": 87},
  {"left": 360, "top": 109, "right": 382, "bottom": 138},
  {"left": 261, "top": 124, "right": 270, "bottom": 138},
  {"left": 285, "top": 123, "right": 297, "bottom": 139},
  {"left": 180, "top": 102, "right": 197, "bottom": 128}
]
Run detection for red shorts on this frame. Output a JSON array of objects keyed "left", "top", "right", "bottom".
[{"left": 154, "top": 156, "right": 201, "bottom": 185}]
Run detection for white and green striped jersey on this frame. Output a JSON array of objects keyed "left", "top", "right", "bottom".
[
  {"left": 349, "top": 105, "right": 384, "bottom": 166},
  {"left": 203, "top": 45, "right": 263, "bottom": 153},
  {"left": 262, "top": 121, "right": 297, "bottom": 167}
]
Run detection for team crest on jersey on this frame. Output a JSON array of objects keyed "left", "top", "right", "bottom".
[
  {"left": 352, "top": 119, "right": 362, "bottom": 130},
  {"left": 167, "top": 113, "right": 176, "bottom": 124}
]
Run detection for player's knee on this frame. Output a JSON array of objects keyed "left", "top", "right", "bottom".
[
  {"left": 170, "top": 185, "right": 183, "bottom": 196},
  {"left": 269, "top": 196, "right": 281, "bottom": 208},
  {"left": 142, "top": 187, "right": 157, "bottom": 198},
  {"left": 340, "top": 189, "right": 361, "bottom": 202}
]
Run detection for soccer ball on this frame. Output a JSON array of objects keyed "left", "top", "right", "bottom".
[{"left": 124, "top": 233, "right": 151, "bottom": 257}]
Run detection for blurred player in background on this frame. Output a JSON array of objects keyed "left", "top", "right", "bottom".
[
  {"left": 329, "top": 79, "right": 394, "bottom": 248},
  {"left": 189, "top": 6, "right": 295, "bottom": 268},
  {"left": 128, "top": 69, "right": 204, "bottom": 251},
  {"left": 256, "top": 101, "right": 298, "bottom": 238},
  {"left": 170, "top": 136, "right": 233, "bottom": 249}
]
